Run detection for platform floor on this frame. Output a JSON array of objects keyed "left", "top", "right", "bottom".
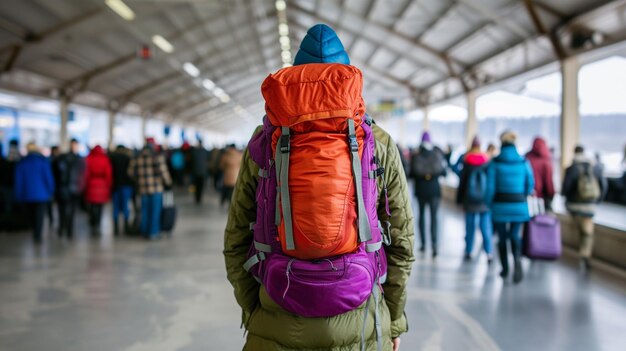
[{"left": 1, "top": 190, "right": 625, "bottom": 351}]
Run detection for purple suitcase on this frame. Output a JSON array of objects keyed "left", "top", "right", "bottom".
[{"left": 523, "top": 214, "right": 562, "bottom": 260}]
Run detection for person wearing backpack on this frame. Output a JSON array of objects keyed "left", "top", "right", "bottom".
[
  {"left": 52, "top": 138, "right": 85, "bottom": 239},
  {"left": 456, "top": 137, "right": 494, "bottom": 263},
  {"left": 562, "top": 145, "right": 605, "bottom": 271},
  {"left": 488, "top": 131, "right": 534, "bottom": 284},
  {"left": 224, "top": 24, "right": 414, "bottom": 351},
  {"left": 410, "top": 132, "right": 446, "bottom": 257}
]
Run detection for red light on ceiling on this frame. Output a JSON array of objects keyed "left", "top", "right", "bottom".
[{"left": 138, "top": 44, "right": 152, "bottom": 60}]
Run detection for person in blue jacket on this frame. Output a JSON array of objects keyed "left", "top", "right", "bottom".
[
  {"left": 487, "top": 131, "right": 534, "bottom": 284},
  {"left": 14, "top": 142, "right": 55, "bottom": 243}
]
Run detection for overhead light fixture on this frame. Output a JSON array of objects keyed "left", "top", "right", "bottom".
[
  {"left": 279, "top": 36, "right": 290, "bottom": 46},
  {"left": 152, "top": 35, "right": 174, "bottom": 53},
  {"left": 213, "top": 87, "right": 225, "bottom": 96},
  {"left": 105, "top": 0, "right": 135, "bottom": 21},
  {"left": 202, "top": 79, "right": 216, "bottom": 91},
  {"left": 275, "top": 0, "right": 287, "bottom": 11},
  {"left": 281, "top": 51, "right": 291, "bottom": 60},
  {"left": 219, "top": 94, "right": 231, "bottom": 103},
  {"left": 183, "top": 62, "right": 200, "bottom": 77},
  {"left": 279, "top": 23, "right": 289, "bottom": 36}
]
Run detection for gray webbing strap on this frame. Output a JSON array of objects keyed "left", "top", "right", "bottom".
[
  {"left": 253, "top": 241, "right": 272, "bottom": 253},
  {"left": 348, "top": 119, "right": 372, "bottom": 243},
  {"left": 275, "top": 127, "right": 295, "bottom": 250},
  {"left": 360, "top": 291, "right": 372, "bottom": 351},
  {"left": 258, "top": 169, "right": 270, "bottom": 178},
  {"left": 373, "top": 286, "right": 382, "bottom": 351},
  {"left": 275, "top": 187, "right": 280, "bottom": 226},
  {"left": 243, "top": 252, "right": 266, "bottom": 272},
  {"left": 366, "top": 241, "right": 382, "bottom": 252},
  {"left": 360, "top": 286, "right": 383, "bottom": 351},
  {"left": 368, "top": 170, "right": 376, "bottom": 179},
  {"left": 379, "top": 272, "right": 387, "bottom": 284}
]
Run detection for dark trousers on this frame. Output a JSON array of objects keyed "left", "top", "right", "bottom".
[
  {"left": 57, "top": 195, "right": 79, "bottom": 237},
  {"left": 89, "top": 204, "right": 103, "bottom": 229},
  {"left": 221, "top": 186, "right": 234, "bottom": 205},
  {"left": 194, "top": 175, "right": 205, "bottom": 204},
  {"left": 495, "top": 222, "right": 523, "bottom": 271},
  {"left": 27, "top": 202, "right": 46, "bottom": 242},
  {"left": 417, "top": 196, "right": 440, "bottom": 249}
]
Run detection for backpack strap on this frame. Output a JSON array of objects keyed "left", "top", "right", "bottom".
[
  {"left": 275, "top": 126, "right": 295, "bottom": 250},
  {"left": 348, "top": 119, "right": 372, "bottom": 243}
]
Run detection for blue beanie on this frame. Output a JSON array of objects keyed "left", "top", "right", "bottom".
[{"left": 293, "top": 24, "right": 350, "bottom": 66}]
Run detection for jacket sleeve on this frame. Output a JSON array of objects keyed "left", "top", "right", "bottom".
[
  {"left": 223, "top": 146, "right": 260, "bottom": 328},
  {"left": 377, "top": 129, "right": 415, "bottom": 339},
  {"left": 544, "top": 161, "right": 555, "bottom": 198},
  {"left": 45, "top": 161, "right": 55, "bottom": 198},
  {"left": 13, "top": 163, "right": 23, "bottom": 202},
  {"left": 128, "top": 158, "right": 136, "bottom": 180},
  {"left": 159, "top": 155, "right": 172, "bottom": 186},
  {"left": 561, "top": 166, "right": 575, "bottom": 197},
  {"left": 524, "top": 161, "right": 535, "bottom": 196}
]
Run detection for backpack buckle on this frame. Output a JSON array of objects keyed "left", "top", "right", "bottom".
[
  {"left": 348, "top": 135, "right": 358, "bottom": 152},
  {"left": 280, "top": 135, "right": 290, "bottom": 153}
]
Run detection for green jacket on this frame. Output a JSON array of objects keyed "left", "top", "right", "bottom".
[{"left": 224, "top": 124, "right": 415, "bottom": 350}]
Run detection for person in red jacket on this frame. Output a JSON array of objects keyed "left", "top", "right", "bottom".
[
  {"left": 526, "top": 137, "right": 555, "bottom": 211},
  {"left": 84, "top": 145, "right": 113, "bottom": 235}
]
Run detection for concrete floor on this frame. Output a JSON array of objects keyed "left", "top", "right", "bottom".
[{"left": 1, "top": 190, "right": 625, "bottom": 351}]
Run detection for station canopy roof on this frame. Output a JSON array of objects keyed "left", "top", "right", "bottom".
[{"left": 0, "top": 0, "right": 624, "bottom": 132}]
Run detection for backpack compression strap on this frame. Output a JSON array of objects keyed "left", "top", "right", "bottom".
[
  {"left": 348, "top": 119, "right": 372, "bottom": 243},
  {"left": 275, "top": 126, "right": 295, "bottom": 250}
]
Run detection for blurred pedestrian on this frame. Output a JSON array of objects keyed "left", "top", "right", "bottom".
[
  {"left": 526, "top": 137, "right": 555, "bottom": 211},
  {"left": 0, "top": 139, "right": 20, "bottom": 216},
  {"left": 488, "top": 131, "right": 534, "bottom": 284},
  {"left": 14, "top": 142, "right": 54, "bottom": 243},
  {"left": 128, "top": 140, "right": 172, "bottom": 239},
  {"left": 84, "top": 145, "right": 112, "bottom": 235},
  {"left": 219, "top": 144, "right": 242, "bottom": 206},
  {"left": 562, "top": 145, "right": 605, "bottom": 271},
  {"left": 109, "top": 145, "right": 133, "bottom": 235},
  {"left": 457, "top": 136, "right": 494, "bottom": 263},
  {"left": 410, "top": 132, "right": 447, "bottom": 257},
  {"left": 191, "top": 140, "right": 209, "bottom": 204},
  {"left": 52, "top": 139, "right": 85, "bottom": 239}
]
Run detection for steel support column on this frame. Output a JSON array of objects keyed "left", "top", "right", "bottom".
[
  {"left": 59, "top": 95, "right": 70, "bottom": 151},
  {"left": 465, "top": 90, "right": 478, "bottom": 149},
  {"left": 422, "top": 105, "right": 430, "bottom": 132},
  {"left": 560, "top": 56, "right": 580, "bottom": 174},
  {"left": 107, "top": 109, "right": 116, "bottom": 150}
]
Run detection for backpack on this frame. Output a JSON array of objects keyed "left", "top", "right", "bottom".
[
  {"left": 170, "top": 151, "right": 185, "bottom": 170},
  {"left": 412, "top": 148, "right": 445, "bottom": 178},
  {"left": 244, "top": 64, "right": 389, "bottom": 338},
  {"left": 576, "top": 164, "right": 600, "bottom": 202},
  {"left": 467, "top": 165, "right": 488, "bottom": 203}
]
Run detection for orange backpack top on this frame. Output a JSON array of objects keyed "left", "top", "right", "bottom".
[{"left": 261, "top": 63, "right": 371, "bottom": 259}]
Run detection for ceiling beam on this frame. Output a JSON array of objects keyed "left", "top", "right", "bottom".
[
  {"left": 458, "top": 0, "right": 533, "bottom": 40},
  {"left": 0, "top": 7, "right": 103, "bottom": 74},
  {"left": 522, "top": 0, "right": 566, "bottom": 59},
  {"left": 60, "top": 11, "right": 228, "bottom": 95}
]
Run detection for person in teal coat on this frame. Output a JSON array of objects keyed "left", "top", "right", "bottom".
[{"left": 487, "top": 131, "right": 534, "bottom": 284}]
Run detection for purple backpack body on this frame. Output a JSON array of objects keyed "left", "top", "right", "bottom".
[{"left": 244, "top": 116, "right": 389, "bottom": 318}]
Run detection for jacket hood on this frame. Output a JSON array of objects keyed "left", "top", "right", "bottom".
[
  {"left": 464, "top": 152, "right": 489, "bottom": 166},
  {"left": 528, "top": 137, "right": 550, "bottom": 159},
  {"left": 496, "top": 144, "right": 524, "bottom": 162},
  {"left": 293, "top": 24, "right": 350, "bottom": 66},
  {"left": 89, "top": 145, "right": 105, "bottom": 156}
]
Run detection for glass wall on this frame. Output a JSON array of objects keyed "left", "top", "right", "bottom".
[{"left": 578, "top": 56, "right": 626, "bottom": 177}]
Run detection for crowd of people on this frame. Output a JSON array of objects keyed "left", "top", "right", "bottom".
[
  {"left": 408, "top": 130, "right": 609, "bottom": 282},
  {"left": 0, "top": 137, "right": 243, "bottom": 243}
]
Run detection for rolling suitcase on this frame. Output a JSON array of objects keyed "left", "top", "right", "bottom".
[
  {"left": 160, "top": 191, "right": 177, "bottom": 234},
  {"left": 523, "top": 197, "right": 561, "bottom": 260}
]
